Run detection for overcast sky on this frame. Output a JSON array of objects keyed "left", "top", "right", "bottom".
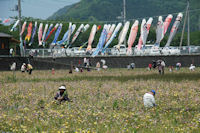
[{"left": 0, "top": 0, "right": 80, "bottom": 19}]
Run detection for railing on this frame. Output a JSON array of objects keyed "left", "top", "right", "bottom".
[{"left": 24, "top": 47, "right": 200, "bottom": 57}]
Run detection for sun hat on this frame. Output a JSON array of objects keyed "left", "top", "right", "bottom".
[
  {"left": 151, "top": 90, "right": 156, "bottom": 95},
  {"left": 59, "top": 85, "right": 66, "bottom": 90}
]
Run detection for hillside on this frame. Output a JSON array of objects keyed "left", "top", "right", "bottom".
[{"left": 48, "top": 0, "right": 200, "bottom": 31}]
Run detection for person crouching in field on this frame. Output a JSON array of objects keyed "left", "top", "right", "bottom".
[
  {"left": 27, "top": 64, "right": 33, "bottom": 75},
  {"left": 189, "top": 64, "right": 195, "bottom": 71},
  {"left": 54, "top": 85, "right": 70, "bottom": 103},
  {"left": 176, "top": 62, "right": 181, "bottom": 70},
  {"left": 143, "top": 90, "right": 156, "bottom": 108},
  {"left": 21, "top": 63, "right": 26, "bottom": 73}
]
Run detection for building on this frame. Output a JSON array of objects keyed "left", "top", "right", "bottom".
[{"left": 0, "top": 32, "right": 20, "bottom": 56}]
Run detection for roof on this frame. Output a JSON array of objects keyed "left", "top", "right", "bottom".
[
  {"left": 0, "top": 32, "right": 12, "bottom": 38},
  {"left": 0, "top": 32, "right": 20, "bottom": 44}
]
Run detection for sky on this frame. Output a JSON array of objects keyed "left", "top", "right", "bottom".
[{"left": 0, "top": 0, "right": 80, "bottom": 19}]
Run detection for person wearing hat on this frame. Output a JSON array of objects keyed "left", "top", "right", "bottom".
[
  {"left": 54, "top": 85, "right": 70, "bottom": 103},
  {"left": 143, "top": 90, "right": 156, "bottom": 108}
]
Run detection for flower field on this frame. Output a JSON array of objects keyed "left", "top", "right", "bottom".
[{"left": 0, "top": 68, "right": 200, "bottom": 132}]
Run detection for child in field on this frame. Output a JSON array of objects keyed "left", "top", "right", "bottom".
[
  {"left": 189, "top": 64, "right": 195, "bottom": 71},
  {"left": 148, "top": 63, "right": 152, "bottom": 71},
  {"left": 169, "top": 66, "right": 173, "bottom": 72},
  {"left": 21, "top": 63, "right": 26, "bottom": 72},
  {"left": 54, "top": 85, "right": 70, "bottom": 103},
  {"left": 130, "top": 63, "right": 135, "bottom": 69},
  {"left": 96, "top": 62, "right": 101, "bottom": 71},
  {"left": 143, "top": 90, "right": 156, "bottom": 108},
  {"left": 176, "top": 62, "right": 181, "bottom": 70},
  {"left": 10, "top": 62, "right": 16, "bottom": 71},
  {"left": 84, "top": 58, "right": 87, "bottom": 67},
  {"left": 75, "top": 67, "right": 79, "bottom": 72},
  {"left": 80, "top": 68, "right": 83, "bottom": 73},
  {"left": 152, "top": 60, "right": 157, "bottom": 69}
]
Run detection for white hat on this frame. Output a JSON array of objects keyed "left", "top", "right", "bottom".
[{"left": 59, "top": 86, "right": 66, "bottom": 90}]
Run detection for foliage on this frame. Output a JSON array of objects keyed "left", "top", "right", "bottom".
[{"left": 49, "top": 0, "right": 200, "bottom": 31}]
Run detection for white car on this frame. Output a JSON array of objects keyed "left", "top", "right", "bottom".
[
  {"left": 135, "top": 45, "right": 156, "bottom": 56},
  {"left": 149, "top": 46, "right": 162, "bottom": 56},
  {"left": 134, "top": 45, "right": 162, "bottom": 56},
  {"left": 181, "top": 46, "right": 200, "bottom": 54},
  {"left": 161, "top": 46, "right": 180, "bottom": 55},
  {"left": 111, "top": 45, "right": 127, "bottom": 55},
  {"left": 70, "top": 47, "right": 85, "bottom": 56},
  {"left": 134, "top": 45, "right": 145, "bottom": 56},
  {"left": 143, "top": 45, "right": 154, "bottom": 55},
  {"left": 52, "top": 49, "right": 62, "bottom": 57},
  {"left": 65, "top": 48, "right": 72, "bottom": 56}
]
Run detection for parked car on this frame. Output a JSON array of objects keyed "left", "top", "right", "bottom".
[
  {"left": 149, "top": 45, "right": 162, "bottom": 56},
  {"left": 134, "top": 45, "right": 145, "bottom": 56},
  {"left": 161, "top": 46, "right": 180, "bottom": 55},
  {"left": 65, "top": 48, "right": 72, "bottom": 56},
  {"left": 111, "top": 45, "right": 127, "bottom": 55},
  {"left": 134, "top": 45, "right": 161, "bottom": 56},
  {"left": 181, "top": 45, "right": 200, "bottom": 54},
  {"left": 142, "top": 45, "right": 152, "bottom": 55},
  {"left": 70, "top": 47, "right": 85, "bottom": 56},
  {"left": 102, "top": 48, "right": 112, "bottom": 55}
]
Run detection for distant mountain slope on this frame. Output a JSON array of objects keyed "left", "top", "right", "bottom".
[{"left": 48, "top": 0, "right": 200, "bottom": 31}]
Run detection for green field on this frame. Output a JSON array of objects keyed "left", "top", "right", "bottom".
[{"left": 0, "top": 68, "right": 200, "bottom": 132}]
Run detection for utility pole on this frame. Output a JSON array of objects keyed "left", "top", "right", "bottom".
[
  {"left": 18, "top": 0, "right": 24, "bottom": 56},
  {"left": 123, "top": 0, "right": 126, "bottom": 46},
  {"left": 187, "top": 0, "right": 190, "bottom": 47},
  {"left": 179, "top": 0, "right": 190, "bottom": 49},
  {"left": 123, "top": 0, "right": 126, "bottom": 24}
]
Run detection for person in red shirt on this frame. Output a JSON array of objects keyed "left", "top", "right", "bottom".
[{"left": 148, "top": 63, "right": 152, "bottom": 70}]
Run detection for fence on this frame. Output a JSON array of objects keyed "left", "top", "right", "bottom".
[{"left": 25, "top": 46, "right": 200, "bottom": 57}]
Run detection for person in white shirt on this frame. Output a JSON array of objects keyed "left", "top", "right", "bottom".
[
  {"left": 102, "top": 65, "right": 108, "bottom": 69},
  {"left": 21, "top": 63, "right": 26, "bottom": 72},
  {"left": 143, "top": 90, "right": 156, "bottom": 108},
  {"left": 83, "top": 58, "right": 87, "bottom": 67},
  {"left": 157, "top": 60, "right": 165, "bottom": 75},
  {"left": 101, "top": 59, "right": 108, "bottom": 69},
  {"left": 75, "top": 67, "right": 79, "bottom": 72},
  {"left": 176, "top": 62, "right": 181, "bottom": 70},
  {"left": 10, "top": 62, "right": 16, "bottom": 71},
  {"left": 96, "top": 62, "right": 101, "bottom": 71},
  {"left": 130, "top": 63, "right": 135, "bottom": 69},
  {"left": 9, "top": 48, "right": 13, "bottom": 56},
  {"left": 189, "top": 64, "right": 195, "bottom": 71}
]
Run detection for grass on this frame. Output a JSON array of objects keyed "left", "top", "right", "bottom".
[
  {"left": 0, "top": 68, "right": 200, "bottom": 132},
  {"left": 1, "top": 68, "right": 200, "bottom": 83}
]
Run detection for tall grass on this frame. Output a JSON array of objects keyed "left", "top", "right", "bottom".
[{"left": 0, "top": 69, "right": 199, "bottom": 132}]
